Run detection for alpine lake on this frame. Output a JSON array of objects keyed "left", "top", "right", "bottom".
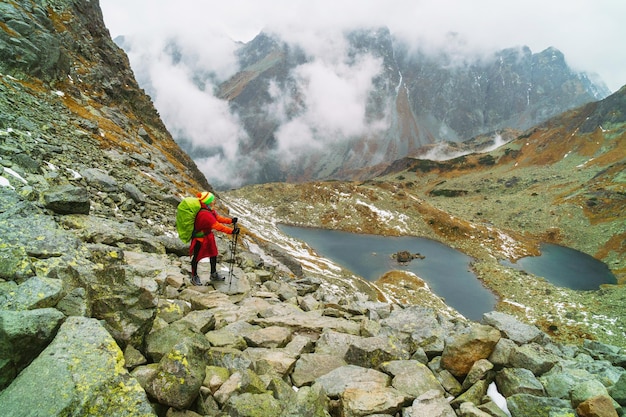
[{"left": 279, "top": 225, "right": 617, "bottom": 322}]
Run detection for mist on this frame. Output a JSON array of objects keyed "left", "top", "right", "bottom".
[{"left": 101, "top": 0, "right": 625, "bottom": 188}]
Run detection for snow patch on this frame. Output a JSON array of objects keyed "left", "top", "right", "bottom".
[
  {"left": 487, "top": 382, "right": 511, "bottom": 416},
  {"left": 3, "top": 167, "right": 28, "bottom": 184},
  {"left": 0, "top": 175, "right": 15, "bottom": 189}
]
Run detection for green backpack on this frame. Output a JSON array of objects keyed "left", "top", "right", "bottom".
[{"left": 175, "top": 197, "right": 204, "bottom": 243}]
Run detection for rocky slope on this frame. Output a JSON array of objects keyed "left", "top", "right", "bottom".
[{"left": 0, "top": 1, "right": 624, "bottom": 417}]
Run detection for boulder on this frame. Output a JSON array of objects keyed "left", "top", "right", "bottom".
[
  {"left": 382, "top": 360, "right": 444, "bottom": 399},
  {"left": 145, "top": 342, "right": 207, "bottom": 409},
  {"left": 314, "top": 365, "right": 390, "bottom": 398},
  {"left": 576, "top": 395, "right": 619, "bottom": 417},
  {"left": 243, "top": 347, "right": 297, "bottom": 377},
  {"left": 441, "top": 323, "right": 501, "bottom": 377},
  {"left": 82, "top": 167, "right": 118, "bottom": 191},
  {"left": 344, "top": 335, "right": 411, "bottom": 368},
  {"left": 571, "top": 379, "right": 612, "bottom": 408},
  {"left": 243, "top": 325, "right": 293, "bottom": 348},
  {"left": 222, "top": 392, "right": 282, "bottom": 417},
  {"left": 341, "top": 386, "right": 408, "bottom": 417},
  {"left": 482, "top": 311, "right": 544, "bottom": 345},
  {"left": 508, "top": 343, "right": 560, "bottom": 376},
  {"left": 403, "top": 389, "right": 456, "bottom": 417},
  {"left": 291, "top": 353, "right": 347, "bottom": 387},
  {"left": 0, "top": 308, "right": 65, "bottom": 389},
  {"left": 495, "top": 367, "right": 545, "bottom": 397},
  {"left": 43, "top": 184, "right": 90, "bottom": 214},
  {"left": 611, "top": 373, "right": 626, "bottom": 406},
  {"left": 282, "top": 384, "right": 329, "bottom": 417},
  {"left": 506, "top": 394, "right": 575, "bottom": 417},
  {"left": 0, "top": 317, "right": 155, "bottom": 416},
  {"left": 0, "top": 276, "right": 64, "bottom": 311}
]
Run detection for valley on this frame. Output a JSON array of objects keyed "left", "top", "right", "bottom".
[{"left": 225, "top": 110, "right": 626, "bottom": 347}]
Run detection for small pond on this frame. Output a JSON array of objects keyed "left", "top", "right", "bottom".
[
  {"left": 279, "top": 225, "right": 496, "bottom": 321},
  {"left": 500, "top": 243, "right": 616, "bottom": 290}
]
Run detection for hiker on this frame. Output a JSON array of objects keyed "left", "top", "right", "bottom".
[{"left": 189, "top": 191, "right": 239, "bottom": 286}]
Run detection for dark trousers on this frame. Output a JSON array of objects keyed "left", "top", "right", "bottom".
[{"left": 191, "top": 241, "right": 217, "bottom": 275}]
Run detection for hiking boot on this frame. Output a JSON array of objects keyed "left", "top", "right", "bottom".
[
  {"left": 210, "top": 272, "right": 225, "bottom": 281},
  {"left": 190, "top": 274, "right": 202, "bottom": 286}
]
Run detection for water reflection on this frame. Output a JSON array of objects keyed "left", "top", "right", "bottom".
[{"left": 279, "top": 225, "right": 496, "bottom": 321}]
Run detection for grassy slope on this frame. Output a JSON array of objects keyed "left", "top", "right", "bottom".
[{"left": 228, "top": 103, "right": 625, "bottom": 346}]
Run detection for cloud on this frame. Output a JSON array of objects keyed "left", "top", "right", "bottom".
[
  {"left": 270, "top": 51, "right": 384, "bottom": 161},
  {"left": 100, "top": 0, "right": 626, "bottom": 188},
  {"left": 102, "top": 0, "right": 625, "bottom": 92}
]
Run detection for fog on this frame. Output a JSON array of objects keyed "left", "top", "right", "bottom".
[{"left": 100, "top": 0, "right": 625, "bottom": 188}]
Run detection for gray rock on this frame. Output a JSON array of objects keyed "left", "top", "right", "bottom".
[
  {"left": 0, "top": 317, "right": 155, "bottom": 416},
  {"left": 222, "top": 392, "right": 282, "bottom": 417},
  {"left": 403, "top": 389, "right": 456, "bottom": 417},
  {"left": 213, "top": 369, "right": 266, "bottom": 405},
  {"left": 123, "top": 182, "right": 146, "bottom": 203},
  {"left": 176, "top": 309, "right": 216, "bottom": 333},
  {"left": 459, "top": 401, "right": 495, "bottom": 417},
  {"left": 344, "top": 335, "right": 411, "bottom": 368},
  {"left": 0, "top": 308, "right": 65, "bottom": 388},
  {"left": 540, "top": 365, "right": 596, "bottom": 399},
  {"left": 506, "top": 394, "right": 574, "bottom": 417},
  {"left": 291, "top": 353, "right": 347, "bottom": 387},
  {"left": 156, "top": 298, "right": 191, "bottom": 323},
  {"left": 462, "top": 358, "right": 494, "bottom": 390},
  {"left": 570, "top": 379, "right": 611, "bottom": 408},
  {"left": 244, "top": 325, "right": 293, "bottom": 348},
  {"left": 495, "top": 367, "right": 545, "bottom": 397},
  {"left": 146, "top": 343, "right": 207, "bottom": 409},
  {"left": 450, "top": 379, "right": 490, "bottom": 409},
  {"left": 244, "top": 347, "right": 297, "bottom": 377},
  {"left": 483, "top": 311, "right": 543, "bottom": 345},
  {"left": 611, "top": 372, "right": 626, "bottom": 406},
  {"left": 252, "top": 310, "right": 361, "bottom": 335},
  {"left": 82, "top": 167, "right": 118, "bottom": 191},
  {"left": 43, "top": 184, "right": 90, "bottom": 214},
  {"left": 0, "top": 246, "right": 34, "bottom": 281},
  {"left": 509, "top": 343, "right": 560, "bottom": 376},
  {"left": 380, "top": 306, "right": 444, "bottom": 351},
  {"left": 314, "top": 365, "right": 390, "bottom": 398},
  {"left": 341, "top": 386, "right": 408, "bottom": 417},
  {"left": 55, "top": 287, "right": 89, "bottom": 316},
  {"left": 146, "top": 321, "right": 211, "bottom": 362},
  {"left": 382, "top": 360, "right": 445, "bottom": 399},
  {"left": 0, "top": 276, "right": 64, "bottom": 311},
  {"left": 282, "top": 384, "right": 329, "bottom": 417},
  {"left": 206, "top": 347, "right": 253, "bottom": 373},
  {"left": 489, "top": 337, "right": 517, "bottom": 366}
]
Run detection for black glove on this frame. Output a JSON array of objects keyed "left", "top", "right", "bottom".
[
  {"left": 232, "top": 217, "right": 238, "bottom": 224},
  {"left": 232, "top": 227, "right": 240, "bottom": 235}
]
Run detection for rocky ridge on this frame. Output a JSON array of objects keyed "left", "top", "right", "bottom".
[{"left": 0, "top": 1, "right": 624, "bottom": 416}]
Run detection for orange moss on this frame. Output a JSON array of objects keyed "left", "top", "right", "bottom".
[{"left": 0, "top": 21, "right": 19, "bottom": 37}]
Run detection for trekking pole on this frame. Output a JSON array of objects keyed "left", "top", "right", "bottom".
[{"left": 228, "top": 219, "right": 239, "bottom": 291}]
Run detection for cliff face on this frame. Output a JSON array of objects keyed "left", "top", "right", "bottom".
[
  {"left": 0, "top": 0, "right": 209, "bottom": 192},
  {"left": 207, "top": 29, "right": 609, "bottom": 184}
]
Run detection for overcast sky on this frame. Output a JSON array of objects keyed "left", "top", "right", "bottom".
[
  {"left": 101, "top": 0, "right": 625, "bottom": 92},
  {"left": 99, "top": 0, "right": 626, "bottom": 188}
]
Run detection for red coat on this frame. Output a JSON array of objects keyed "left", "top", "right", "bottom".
[{"left": 189, "top": 203, "right": 233, "bottom": 260}]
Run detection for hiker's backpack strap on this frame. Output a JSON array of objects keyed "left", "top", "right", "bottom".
[{"left": 191, "top": 208, "right": 209, "bottom": 239}]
